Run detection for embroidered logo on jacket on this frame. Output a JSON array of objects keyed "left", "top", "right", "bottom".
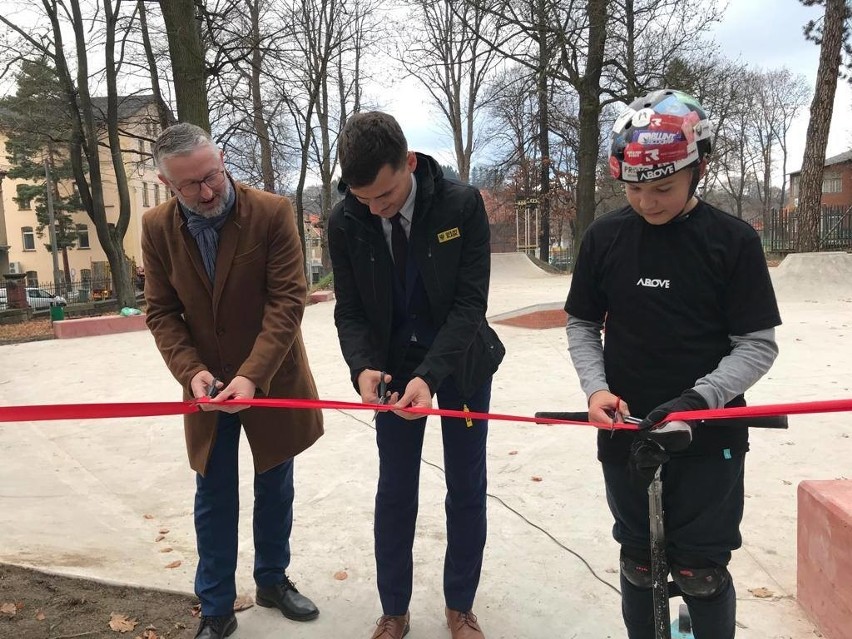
[
  {"left": 636, "top": 277, "right": 670, "bottom": 288},
  {"left": 437, "top": 228, "right": 461, "bottom": 243}
]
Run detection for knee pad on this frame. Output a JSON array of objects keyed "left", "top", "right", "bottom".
[
  {"left": 620, "top": 548, "right": 653, "bottom": 590},
  {"left": 671, "top": 564, "right": 730, "bottom": 598}
]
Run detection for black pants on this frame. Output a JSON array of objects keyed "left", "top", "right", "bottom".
[{"left": 602, "top": 452, "right": 745, "bottom": 639}]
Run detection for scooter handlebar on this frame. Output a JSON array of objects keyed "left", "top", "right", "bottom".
[{"left": 533, "top": 412, "right": 789, "bottom": 429}]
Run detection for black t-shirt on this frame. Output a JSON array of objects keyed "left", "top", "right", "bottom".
[{"left": 565, "top": 201, "right": 782, "bottom": 462}]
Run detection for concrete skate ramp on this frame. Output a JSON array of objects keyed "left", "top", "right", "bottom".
[
  {"left": 771, "top": 252, "right": 852, "bottom": 302},
  {"left": 490, "top": 252, "right": 554, "bottom": 279}
]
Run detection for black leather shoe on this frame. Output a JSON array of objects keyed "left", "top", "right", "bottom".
[
  {"left": 256, "top": 575, "right": 319, "bottom": 621},
  {"left": 195, "top": 614, "right": 237, "bottom": 639}
]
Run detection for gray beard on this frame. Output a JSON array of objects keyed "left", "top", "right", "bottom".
[{"left": 177, "top": 178, "right": 233, "bottom": 218}]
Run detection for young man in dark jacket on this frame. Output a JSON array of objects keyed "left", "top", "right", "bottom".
[
  {"left": 565, "top": 90, "right": 781, "bottom": 638},
  {"left": 329, "top": 111, "right": 504, "bottom": 639}
]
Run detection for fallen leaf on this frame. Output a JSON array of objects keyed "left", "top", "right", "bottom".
[
  {"left": 334, "top": 570, "right": 348, "bottom": 581},
  {"left": 531, "top": 476, "right": 543, "bottom": 482},
  {"left": 158, "top": 528, "right": 169, "bottom": 535},
  {"left": 109, "top": 612, "right": 139, "bottom": 632},
  {"left": 233, "top": 595, "right": 254, "bottom": 612},
  {"left": 165, "top": 560, "right": 182, "bottom": 569},
  {"left": 15, "top": 602, "right": 23, "bottom": 610},
  {"left": 749, "top": 587, "right": 774, "bottom": 599},
  {"left": 1, "top": 602, "right": 17, "bottom": 617},
  {"left": 154, "top": 535, "right": 165, "bottom": 542},
  {"left": 190, "top": 604, "right": 201, "bottom": 618},
  {"left": 35, "top": 610, "right": 46, "bottom": 621},
  {"left": 508, "top": 450, "right": 518, "bottom": 455},
  {"left": 159, "top": 547, "right": 173, "bottom": 553},
  {"left": 134, "top": 628, "right": 159, "bottom": 639},
  {"left": 143, "top": 514, "right": 154, "bottom": 520},
  {"left": 782, "top": 480, "right": 792, "bottom": 486}
]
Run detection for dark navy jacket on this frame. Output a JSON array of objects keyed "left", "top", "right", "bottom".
[{"left": 329, "top": 153, "right": 505, "bottom": 397}]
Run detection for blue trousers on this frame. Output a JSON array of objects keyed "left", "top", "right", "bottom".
[
  {"left": 194, "top": 412, "right": 295, "bottom": 616},
  {"left": 374, "top": 377, "right": 491, "bottom": 616}
]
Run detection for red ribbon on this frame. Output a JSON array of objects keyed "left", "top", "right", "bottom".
[{"left": 0, "top": 397, "right": 851, "bottom": 428}]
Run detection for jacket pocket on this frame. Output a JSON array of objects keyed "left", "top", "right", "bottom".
[{"left": 232, "top": 243, "right": 263, "bottom": 265}]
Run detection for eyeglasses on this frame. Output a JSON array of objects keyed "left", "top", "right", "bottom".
[{"left": 172, "top": 169, "right": 227, "bottom": 197}]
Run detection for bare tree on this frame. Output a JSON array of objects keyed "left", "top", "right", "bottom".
[
  {"left": 160, "top": 0, "right": 210, "bottom": 130},
  {"left": 797, "top": 0, "right": 850, "bottom": 250},
  {"left": 1, "top": 0, "right": 140, "bottom": 306},
  {"left": 399, "top": 0, "right": 500, "bottom": 182},
  {"left": 138, "top": 1, "right": 173, "bottom": 131}
]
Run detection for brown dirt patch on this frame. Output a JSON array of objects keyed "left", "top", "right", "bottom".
[
  {"left": 0, "top": 563, "right": 199, "bottom": 639},
  {"left": 493, "top": 308, "right": 568, "bottom": 330},
  {"left": 0, "top": 318, "right": 55, "bottom": 344}
]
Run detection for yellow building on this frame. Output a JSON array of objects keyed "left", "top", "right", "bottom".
[{"left": 0, "top": 95, "right": 165, "bottom": 290}]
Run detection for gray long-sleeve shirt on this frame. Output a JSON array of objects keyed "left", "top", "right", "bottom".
[{"left": 566, "top": 315, "right": 779, "bottom": 410}]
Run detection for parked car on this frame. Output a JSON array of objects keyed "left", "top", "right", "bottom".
[{"left": 0, "top": 288, "right": 67, "bottom": 310}]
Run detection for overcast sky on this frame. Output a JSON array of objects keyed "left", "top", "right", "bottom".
[{"left": 380, "top": 0, "right": 852, "bottom": 175}]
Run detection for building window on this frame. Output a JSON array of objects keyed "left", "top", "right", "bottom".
[
  {"left": 16, "top": 185, "right": 32, "bottom": 210},
  {"left": 25, "top": 271, "right": 38, "bottom": 287},
  {"left": 76, "top": 224, "right": 90, "bottom": 249},
  {"left": 142, "top": 182, "right": 150, "bottom": 207},
  {"left": 22, "top": 226, "right": 35, "bottom": 250},
  {"left": 154, "top": 183, "right": 161, "bottom": 205},
  {"left": 822, "top": 173, "right": 842, "bottom": 194}
]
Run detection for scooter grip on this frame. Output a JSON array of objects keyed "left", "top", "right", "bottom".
[
  {"left": 534, "top": 411, "right": 589, "bottom": 422},
  {"left": 703, "top": 414, "right": 788, "bottom": 429}
]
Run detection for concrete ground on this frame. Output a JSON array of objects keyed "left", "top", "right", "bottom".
[{"left": 1, "top": 252, "right": 850, "bottom": 639}]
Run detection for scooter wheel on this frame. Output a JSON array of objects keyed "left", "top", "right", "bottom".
[{"left": 678, "top": 603, "right": 692, "bottom": 633}]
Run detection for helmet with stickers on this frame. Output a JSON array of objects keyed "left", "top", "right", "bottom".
[{"left": 608, "top": 89, "right": 713, "bottom": 184}]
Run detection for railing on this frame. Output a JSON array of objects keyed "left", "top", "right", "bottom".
[
  {"left": 14, "top": 278, "right": 122, "bottom": 304},
  {"left": 746, "top": 205, "right": 852, "bottom": 253}
]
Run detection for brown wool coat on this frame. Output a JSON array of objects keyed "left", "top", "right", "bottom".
[{"left": 141, "top": 182, "right": 323, "bottom": 475}]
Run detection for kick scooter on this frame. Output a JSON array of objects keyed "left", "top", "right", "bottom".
[{"left": 534, "top": 410, "right": 788, "bottom": 639}]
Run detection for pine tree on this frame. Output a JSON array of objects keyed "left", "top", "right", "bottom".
[{"left": 1, "top": 57, "right": 83, "bottom": 283}]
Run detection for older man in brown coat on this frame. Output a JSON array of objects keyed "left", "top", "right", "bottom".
[{"left": 142, "top": 123, "right": 323, "bottom": 639}]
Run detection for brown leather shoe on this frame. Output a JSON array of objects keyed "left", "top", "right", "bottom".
[
  {"left": 370, "top": 611, "right": 410, "bottom": 639},
  {"left": 446, "top": 607, "right": 485, "bottom": 638}
]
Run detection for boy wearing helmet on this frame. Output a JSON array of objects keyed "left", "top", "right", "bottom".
[{"left": 564, "top": 90, "right": 781, "bottom": 638}]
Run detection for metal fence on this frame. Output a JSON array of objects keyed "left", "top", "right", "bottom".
[
  {"left": 16, "top": 278, "right": 123, "bottom": 304},
  {"left": 746, "top": 205, "right": 852, "bottom": 253}
]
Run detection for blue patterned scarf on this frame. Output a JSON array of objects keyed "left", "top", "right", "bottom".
[{"left": 182, "top": 187, "right": 236, "bottom": 283}]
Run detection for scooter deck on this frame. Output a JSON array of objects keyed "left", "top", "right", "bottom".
[{"left": 670, "top": 622, "right": 694, "bottom": 639}]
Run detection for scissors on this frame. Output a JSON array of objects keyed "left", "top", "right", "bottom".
[
  {"left": 377, "top": 372, "right": 389, "bottom": 405},
  {"left": 206, "top": 377, "right": 221, "bottom": 399},
  {"left": 373, "top": 372, "right": 388, "bottom": 421}
]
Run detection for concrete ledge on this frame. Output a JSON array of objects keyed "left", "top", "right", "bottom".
[
  {"left": 308, "top": 290, "right": 334, "bottom": 304},
  {"left": 53, "top": 314, "right": 149, "bottom": 339},
  {"left": 797, "top": 479, "right": 852, "bottom": 639}
]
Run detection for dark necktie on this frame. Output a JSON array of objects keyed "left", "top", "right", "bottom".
[{"left": 390, "top": 213, "right": 408, "bottom": 286}]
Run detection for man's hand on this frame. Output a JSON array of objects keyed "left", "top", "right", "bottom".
[
  {"left": 638, "top": 388, "right": 707, "bottom": 452},
  {"left": 588, "top": 389, "right": 630, "bottom": 426},
  {"left": 357, "top": 369, "right": 393, "bottom": 404},
  {"left": 190, "top": 370, "right": 223, "bottom": 412},
  {"left": 207, "top": 375, "right": 257, "bottom": 413},
  {"left": 392, "top": 377, "right": 432, "bottom": 420}
]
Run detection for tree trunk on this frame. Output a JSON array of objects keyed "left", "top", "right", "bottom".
[
  {"left": 138, "top": 1, "right": 173, "bottom": 131},
  {"left": 248, "top": 0, "right": 276, "bottom": 192},
  {"left": 536, "top": 0, "right": 550, "bottom": 264},
  {"left": 797, "top": 0, "right": 846, "bottom": 252},
  {"left": 572, "top": 0, "right": 608, "bottom": 265},
  {"left": 103, "top": 0, "right": 135, "bottom": 307},
  {"left": 160, "top": 0, "right": 210, "bottom": 131}
]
